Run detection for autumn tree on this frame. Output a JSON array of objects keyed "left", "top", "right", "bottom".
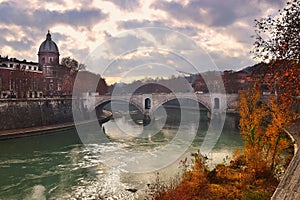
[
  {"left": 239, "top": 85, "right": 292, "bottom": 173},
  {"left": 252, "top": 0, "right": 300, "bottom": 107},
  {"left": 241, "top": 0, "right": 300, "bottom": 172}
]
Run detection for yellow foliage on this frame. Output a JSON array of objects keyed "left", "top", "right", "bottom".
[
  {"left": 238, "top": 84, "right": 293, "bottom": 172},
  {"left": 154, "top": 153, "right": 278, "bottom": 200}
]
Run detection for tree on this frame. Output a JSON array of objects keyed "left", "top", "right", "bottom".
[
  {"left": 71, "top": 71, "right": 108, "bottom": 96},
  {"left": 61, "top": 72, "right": 76, "bottom": 95},
  {"left": 252, "top": 0, "right": 300, "bottom": 108},
  {"left": 239, "top": 85, "right": 292, "bottom": 173},
  {"left": 61, "top": 56, "right": 86, "bottom": 72},
  {"left": 253, "top": 0, "right": 299, "bottom": 62},
  {"left": 250, "top": 0, "right": 300, "bottom": 171},
  {"left": 60, "top": 57, "right": 87, "bottom": 95}
]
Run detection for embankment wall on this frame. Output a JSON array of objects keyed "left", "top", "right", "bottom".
[{"left": 0, "top": 98, "right": 87, "bottom": 130}]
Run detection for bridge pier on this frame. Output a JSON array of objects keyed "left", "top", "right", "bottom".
[{"left": 143, "top": 110, "right": 151, "bottom": 125}]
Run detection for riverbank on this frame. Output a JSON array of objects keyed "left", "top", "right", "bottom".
[
  {"left": 0, "top": 122, "right": 75, "bottom": 140},
  {"left": 0, "top": 110, "right": 112, "bottom": 140}
]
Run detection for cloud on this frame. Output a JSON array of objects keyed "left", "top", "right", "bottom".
[
  {"left": 0, "top": 1, "right": 107, "bottom": 29},
  {"left": 118, "top": 20, "right": 165, "bottom": 29},
  {"left": 151, "top": 0, "right": 236, "bottom": 27},
  {"left": 151, "top": 0, "right": 284, "bottom": 27},
  {"left": 0, "top": 27, "right": 35, "bottom": 52},
  {"left": 84, "top": 28, "right": 219, "bottom": 82},
  {"left": 0, "top": 0, "right": 288, "bottom": 80},
  {"left": 104, "top": 0, "right": 140, "bottom": 11}
]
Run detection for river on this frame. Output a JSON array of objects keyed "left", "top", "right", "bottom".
[{"left": 0, "top": 105, "right": 243, "bottom": 199}]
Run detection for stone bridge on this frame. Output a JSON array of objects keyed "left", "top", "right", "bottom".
[{"left": 83, "top": 93, "right": 239, "bottom": 114}]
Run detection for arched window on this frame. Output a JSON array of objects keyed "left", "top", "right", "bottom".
[
  {"left": 214, "top": 98, "right": 220, "bottom": 109},
  {"left": 145, "top": 98, "right": 151, "bottom": 110}
]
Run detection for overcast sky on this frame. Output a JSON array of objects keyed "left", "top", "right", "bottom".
[{"left": 0, "top": 0, "right": 286, "bottom": 83}]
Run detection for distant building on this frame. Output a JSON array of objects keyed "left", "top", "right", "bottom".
[
  {"left": 0, "top": 56, "right": 43, "bottom": 98},
  {"left": 0, "top": 31, "right": 108, "bottom": 99},
  {"left": 38, "top": 31, "right": 69, "bottom": 97},
  {"left": 0, "top": 31, "right": 68, "bottom": 98}
]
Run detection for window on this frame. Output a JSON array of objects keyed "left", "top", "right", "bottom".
[
  {"left": 42, "top": 57, "right": 45, "bottom": 64},
  {"left": 34, "top": 67, "right": 37, "bottom": 71},
  {"left": 49, "top": 57, "right": 53, "bottom": 63},
  {"left": 57, "top": 84, "right": 61, "bottom": 91},
  {"left": 145, "top": 98, "right": 151, "bottom": 109},
  {"left": 10, "top": 79, "right": 14, "bottom": 90},
  {"left": 214, "top": 98, "right": 220, "bottom": 109},
  {"left": 10, "top": 64, "right": 13, "bottom": 68},
  {"left": 46, "top": 68, "right": 51, "bottom": 74},
  {"left": 28, "top": 66, "right": 32, "bottom": 70}
]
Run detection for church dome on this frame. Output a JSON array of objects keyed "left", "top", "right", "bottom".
[{"left": 38, "top": 31, "right": 59, "bottom": 54}]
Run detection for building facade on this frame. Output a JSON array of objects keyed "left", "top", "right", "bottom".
[
  {"left": 38, "top": 31, "right": 69, "bottom": 97},
  {"left": 0, "top": 56, "right": 43, "bottom": 98}
]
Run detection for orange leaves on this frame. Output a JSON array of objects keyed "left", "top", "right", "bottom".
[
  {"left": 253, "top": 0, "right": 300, "bottom": 62},
  {"left": 154, "top": 152, "right": 278, "bottom": 200},
  {"left": 238, "top": 83, "right": 293, "bottom": 173},
  {"left": 284, "top": 71, "right": 289, "bottom": 76},
  {"left": 238, "top": 85, "right": 268, "bottom": 147}
]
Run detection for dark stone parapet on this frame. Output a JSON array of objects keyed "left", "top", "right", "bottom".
[
  {"left": 0, "top": 98, "right": 76, "bottom": 130},
  {"left": 272, "top": 148, "right": 300, "bottom": 199},
  {"left": 272, "top": 123, "right": 300, "bottom": 199},
  {"left": 0, "top": 122, "right": 75, "bottom": 140},
  {"left": 0, "top": 98, "right": 112, "bottom": 140}
]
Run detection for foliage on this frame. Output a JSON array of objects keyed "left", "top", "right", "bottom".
[
  {"left": 252, "top": 0, "right": 299, "bottom": 63},
  {"left": 60, "top": 57, "right": 108, "bottom": 95},
  {"left": 252, "top": 0, "right": 300, "bottom": 108},
  {"left": 61, "top": 56, "right": 86, "bottom": 72},
  {"left": 247, "top": 0, "right": 299, "bottom": 172},
  {"left": 153, "top": 151, "right": 278, "bottom": 200},
  {"left": 71, "top": 71, "right": 108, "bottom": 96},
  {"left": 238, "top": 85, "right": 292, "bottom": 174}
]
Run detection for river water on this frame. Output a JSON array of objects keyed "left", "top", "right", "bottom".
[{"left": 0, "top": 106, "right": 243, "bottom": 199}]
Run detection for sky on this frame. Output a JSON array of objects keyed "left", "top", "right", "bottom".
[{"left": 0, "top": 0, "right": 287, "bottom": 84}]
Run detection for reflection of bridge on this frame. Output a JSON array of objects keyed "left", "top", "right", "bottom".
[{"left": 83, "top": 93, "right": 239, "bottom": 114}]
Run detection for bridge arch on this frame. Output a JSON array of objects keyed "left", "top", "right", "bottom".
[
  {"left": 151, "top": 96, "right": 211, "bottom": 114},
  {"left": 94, "top": 98, "right": 144, "bottom": 114}
]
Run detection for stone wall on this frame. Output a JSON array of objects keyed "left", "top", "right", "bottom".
[{"left": 0, "top": 98, "right": 86, "bottom": 130}]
